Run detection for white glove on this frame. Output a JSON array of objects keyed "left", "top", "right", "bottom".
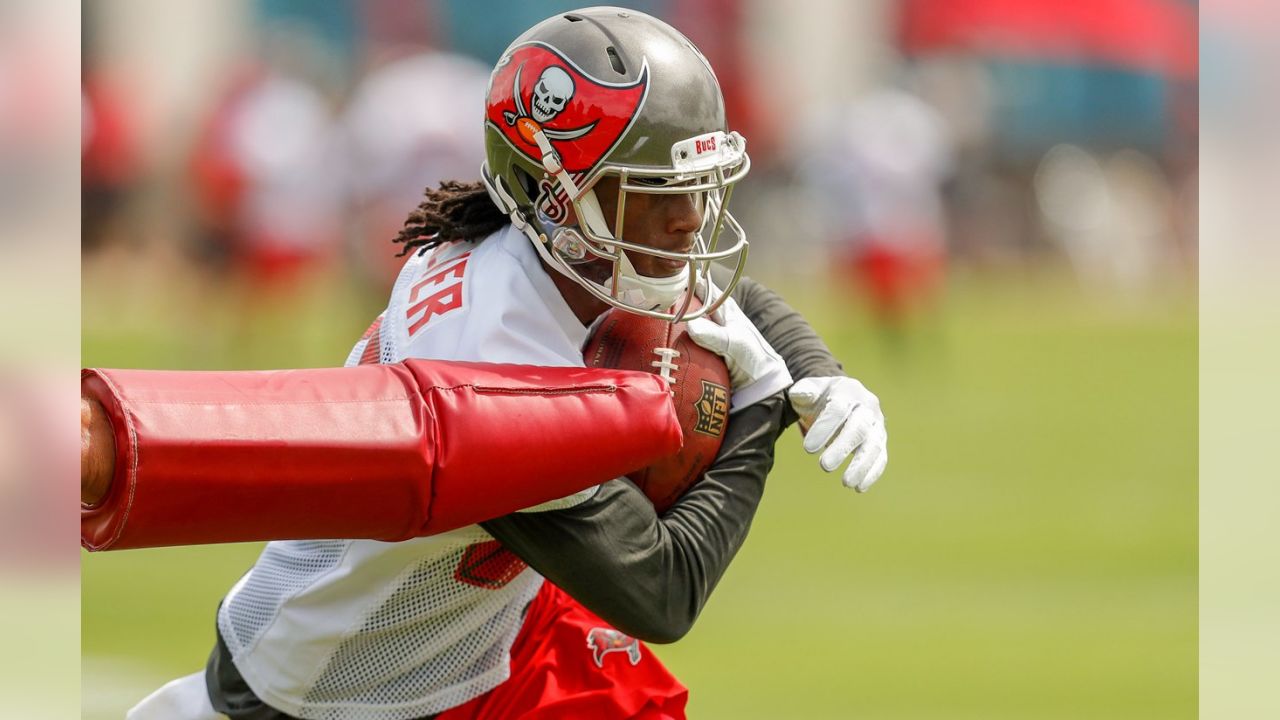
[
  {"left": 788, "top": 376, "right": 888, "bottom": 492},
  {"left": 686, "top": 291, "right": 793, "bottom": 412}
]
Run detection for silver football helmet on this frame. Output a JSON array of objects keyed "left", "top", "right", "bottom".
[{"left": 481, "top": 6, "right": 749, "bottom": 322}]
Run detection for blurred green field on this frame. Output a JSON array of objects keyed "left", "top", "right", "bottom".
[{"left": 81, "top": 259, "right": 1195, "bottom": 720}]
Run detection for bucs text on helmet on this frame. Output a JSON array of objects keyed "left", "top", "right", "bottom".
[{"left": 481, "top": 6, "right": 750, "bottom": 322}]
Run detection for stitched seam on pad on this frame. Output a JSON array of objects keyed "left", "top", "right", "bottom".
[{"left": 130, "top": 385, "right": 626, "bottom": 406}]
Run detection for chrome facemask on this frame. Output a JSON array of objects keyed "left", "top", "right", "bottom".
[{"left": 493, "top": 129, "right": 750, "bottom": 323}]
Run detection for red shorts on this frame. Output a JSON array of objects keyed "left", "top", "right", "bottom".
[{"left": 437, "top": 582, "right": 688, "bottom": 720}]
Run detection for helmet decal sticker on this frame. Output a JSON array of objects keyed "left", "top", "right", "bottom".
[
  {"left": 528, "top": 66, "right": 575, "bottom": 123},
  {"left": 487, "top": 42, "right": 649, "bottom": 175},
  {"left": 535, "top": 175, "right": 574, "bottom": 225}
]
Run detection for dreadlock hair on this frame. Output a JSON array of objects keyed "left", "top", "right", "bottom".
[{"left": 392, "top": 180, "right": 511, "bottom": 257}]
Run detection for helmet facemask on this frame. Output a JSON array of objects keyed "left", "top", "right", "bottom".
[{"left": 486, "top": 128, "right": 750, "bottom": 323}]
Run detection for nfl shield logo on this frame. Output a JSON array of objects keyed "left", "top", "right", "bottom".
[{"left": 694, "top": 381, "right": 728, "bottom": 437}]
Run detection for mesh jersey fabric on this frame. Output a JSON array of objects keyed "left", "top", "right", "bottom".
[{"left": 217, "top": 225, "right": 599, "bottom": 720}]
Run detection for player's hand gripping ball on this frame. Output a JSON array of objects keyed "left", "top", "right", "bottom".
[{"left": 583, "top": 298, "right": 732, "bottom": 512}]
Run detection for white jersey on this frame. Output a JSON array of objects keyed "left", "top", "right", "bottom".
[{"left": 217, "top": 225, "right": 596, "bottom": 720}]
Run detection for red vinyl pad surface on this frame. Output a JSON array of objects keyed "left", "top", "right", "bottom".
[{"left": 81, "top": 361, "right": 681, "bottom": 551}]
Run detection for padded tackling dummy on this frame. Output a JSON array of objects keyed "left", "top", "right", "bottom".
[{"left": 82, "top": 360, "right": 681, "bottom": 551}]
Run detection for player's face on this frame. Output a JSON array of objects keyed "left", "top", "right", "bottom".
[
  {"left": 592, "top": 176, "right": 705, "bottom": 278},
  {"left": 548, "top": 176, "right": 706, "bottom": 323}
]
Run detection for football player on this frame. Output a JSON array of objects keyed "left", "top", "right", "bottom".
[{"left": 122, "top": 8, "right": 887, "bottom": 719}]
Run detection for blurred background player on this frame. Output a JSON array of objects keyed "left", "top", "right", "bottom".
[
  {"left": 342, "top": 51, "right": 489, "bottom": 291},
  {"left": 81, "top": 70, "right": 143, "bottom": 254},
  {"left": 186, "top": 22, "right": 345, "bottom": 293},
  {"left": 340, "top": 3, "right": 491, "bottom": 293},
  {"left": 801, "top": 85, "right": 953, "bottom": 345},
  {"left": 181, "top": 20, "right": 349, "bottom": 365}
]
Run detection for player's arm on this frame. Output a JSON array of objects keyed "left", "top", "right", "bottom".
[
  {"left": 484, "top": 290, "right": 793, "bottom": 643},
  {"left": 481, "top": 276, "right": 887, "bottom": 642},
  {"left": 722, "top": 271, "right": 890, "bottom": 493},
  {"left": 482, "top": 389, "right": 786, "bottom": 644},
  {"left": 726, "top": 273, "right": 845, "bottom": 384}
]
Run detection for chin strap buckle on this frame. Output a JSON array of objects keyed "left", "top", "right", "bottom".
[
  {"left": 540, "top": 148, "right": 563, "bottom": 175},
  {"left": 551, "top": 227, "right": 588, "bottom": 261}
]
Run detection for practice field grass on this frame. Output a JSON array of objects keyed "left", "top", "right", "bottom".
[{"left": 81, "top": 261, "right": 1195, "bottom": 719}]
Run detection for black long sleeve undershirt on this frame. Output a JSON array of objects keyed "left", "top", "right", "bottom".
[
  {"left": 483, "top": 395, "right": 784, "bottom": 643},
  {"left": 722, "top": 271, "right": 845, "bottom": 384},
  {"left": 482, "top": 275, "right": 843, "bottom": 643}
]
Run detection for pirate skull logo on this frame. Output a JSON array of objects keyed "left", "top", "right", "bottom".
[
  {"left": 487, "top": 45, "right": 648, "bottom": 171},
  {"left": 531, "top": 66, "right": 574, "bottom": 122},
  {"left": 502, "top": 61, "right": 597, "bottom": 146}
]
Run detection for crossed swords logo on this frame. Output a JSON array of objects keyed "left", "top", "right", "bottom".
[{"left": 502, "top": 62, "right": 597, "bottom": 146}]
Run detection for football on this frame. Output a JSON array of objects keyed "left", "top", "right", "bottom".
[{"left": 582, "top": 298, "right": 732, "bottom": 512}]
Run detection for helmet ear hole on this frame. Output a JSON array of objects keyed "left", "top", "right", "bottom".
[
  {"left": 512, "top": 166, "right": 538, "bottom": 203},
  {"left": 605, "top": 46, "right": 626, "bottom": 75}
]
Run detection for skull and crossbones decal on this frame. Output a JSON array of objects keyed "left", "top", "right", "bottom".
[
  {"left": 531, "top": 66, "right": 573, "bottom": 122},
  {"left": 503, "top": 63, "right": 597, "bottom": 144}
]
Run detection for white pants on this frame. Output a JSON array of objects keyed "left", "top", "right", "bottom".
[{"left": 127, "top": 671, "right": 228, "bottom": 720}]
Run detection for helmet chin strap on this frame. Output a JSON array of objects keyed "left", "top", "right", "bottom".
[
  {"left": 530, "top": 130, "right": 695, "bottom": 312},
  {"left": 488, "top": 132, "right": 694, "bottom": 316},
  {"left": 481, "top": 162, "right": 588, "bottom": 291},
  {"left": 613, "top": 250, "right": 689, "bottom": 311},
  {"left": 537, "top": 215, "right": 690, "bottom": 314}
]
